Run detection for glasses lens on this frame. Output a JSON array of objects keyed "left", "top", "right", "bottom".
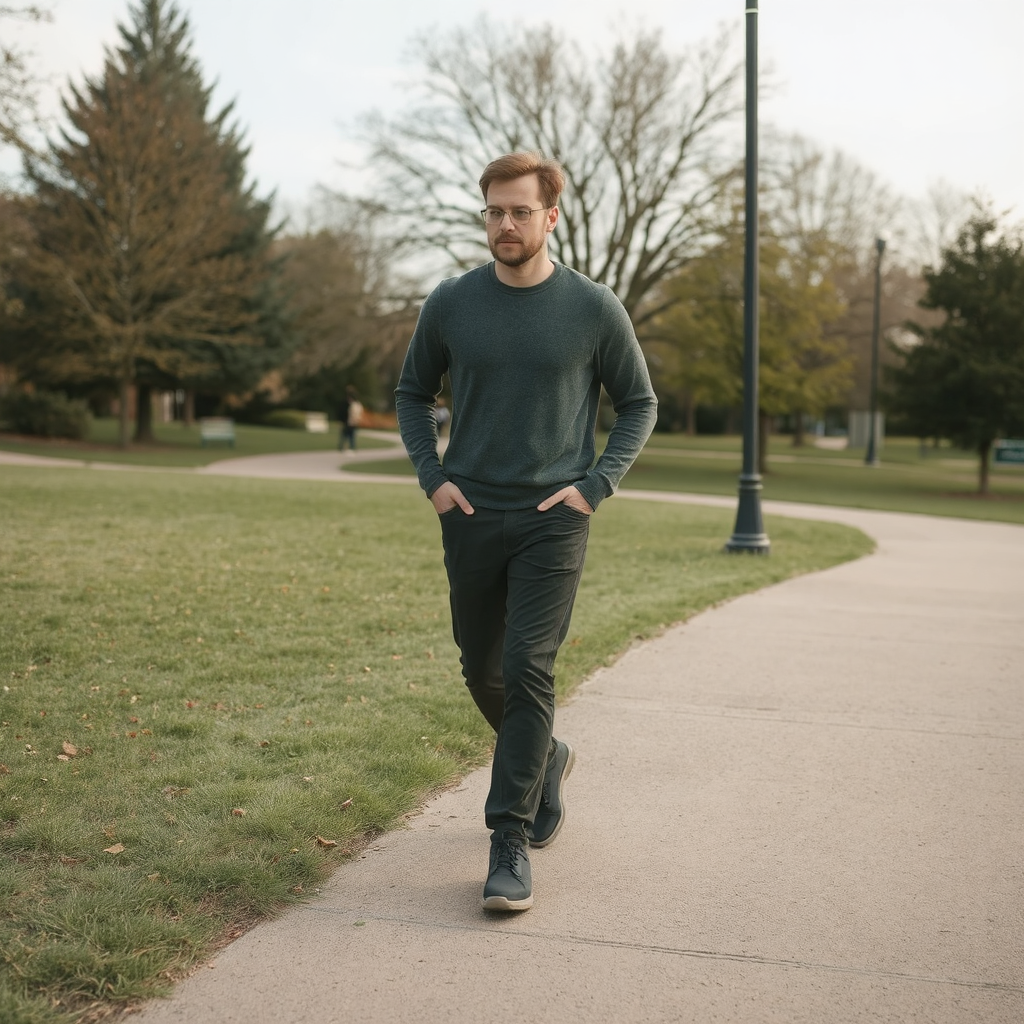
[{"left": 482, "top": 208, "right": 536, "bottom": 224}]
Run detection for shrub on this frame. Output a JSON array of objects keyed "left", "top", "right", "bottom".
[
  {"left": 0, "top": 390, "right": 91, "bottom": 439},
  {"left": 262, "top": 409, "right": 309, "bottom": 430}
]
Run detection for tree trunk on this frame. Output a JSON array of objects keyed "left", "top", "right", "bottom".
[
  {"left": 184, "top": 389, "right": 195, "bottom": 426},
  {"left": 978, "top": 439, "right": 991, "bottom": 495},
  {"left": 792, "top": 411, "right": 806, "bottom": 447},
  {"left": 685, "top": 392, "right": 696, "bottom": 436},
  {"left": 133, "top": 384, "right": 156, "bottom": 443},
  {"left": 758, "top": 410, "right": 770, "bottom": 475},
  {"left": 118, "top": 378, "right": 131, "bottom": 449}
]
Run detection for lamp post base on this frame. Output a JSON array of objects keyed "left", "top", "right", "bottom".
[{"left": 725, "top": 475, "right": 771, "bottom": 554}]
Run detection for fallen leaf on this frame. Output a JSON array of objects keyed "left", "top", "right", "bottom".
[
  {"left": 103, "top": 843, "right": 125, "bottom": 854},
  {"left": 340, "top": 798, "right": 353, "bottom": 810},
  {"left": 56, "top": 754, "right": 70, "bottom": 762},
  {"left": 0, "top": 764, "right": 9, "bottom": 775},
  {"left": 62, "top": 741, "right": 78, "bottom": 757},
  {"left": 315, "top": 836, "right": 337, "bottom": 848},
  {"left": 231, "top": 808, "right": 246, "bottom": 816}
]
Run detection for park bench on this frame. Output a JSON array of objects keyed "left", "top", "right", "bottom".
[{"left": 199, "top": 417, "right": 235, "bottom": 447}]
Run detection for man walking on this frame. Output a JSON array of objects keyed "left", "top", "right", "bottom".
[{"left": 395, "top": 152, "right": 657, "bottom": 911}]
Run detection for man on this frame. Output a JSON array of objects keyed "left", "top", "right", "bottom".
[{"left": 395, "top": 152, "right": 657, "bottom": 911}]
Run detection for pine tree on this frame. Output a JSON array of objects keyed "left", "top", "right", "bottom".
[
  {"left": 888, "top": 212, "right": 1024, "bottom": 494},
  {"left": 8, "top": 0, "right": 284, "bottom": 446}
]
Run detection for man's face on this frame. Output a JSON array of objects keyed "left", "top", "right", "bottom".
[{"left": 484, "top": 174, "right": 558, "bottom": 268}]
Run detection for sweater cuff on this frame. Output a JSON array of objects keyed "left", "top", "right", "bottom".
[{"left": 575, "top": 478, "right": 607, "bottom": 513}]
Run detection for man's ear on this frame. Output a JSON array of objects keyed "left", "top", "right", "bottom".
[{"left": 546, "top": 205, "right": 559, "bottom": 234}]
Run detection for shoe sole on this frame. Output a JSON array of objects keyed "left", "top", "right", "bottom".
[
  {"left": 529, "top": 743, "right": 576, "bottom": 849},
  {"left": 482, "top": 893, "right": 534, "bottom": 911}
]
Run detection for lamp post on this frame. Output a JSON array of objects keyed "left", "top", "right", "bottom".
[
  {"left": 726, "top": 1, "right": 770, "bottom": 554},
  {"left": 864, "top": 236, "right": 886, "bottom": 467}
]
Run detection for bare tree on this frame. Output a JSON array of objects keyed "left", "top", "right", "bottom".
[
  {"left": 362, "top": 17, "right": 745, "bottom": 325},
  {"left": 907, "top": 179, "right": 976, "bottom": 271},
  {"left": 759, "top": 134, "right": 930, "bottom": 415},
  {"left": 761, "top": 132, "right": 900, "bottom": 271}
]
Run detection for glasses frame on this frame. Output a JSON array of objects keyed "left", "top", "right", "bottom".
[{"left": 479, "top": 206, "right": 551, "bottom": 226}]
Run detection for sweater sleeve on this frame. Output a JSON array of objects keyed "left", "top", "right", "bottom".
[
  {"left": 394, "top": 286, "right": 450, "bottom": 499},
  {"left": 575, "top": 289, "right": 658, "bottom": 512}
]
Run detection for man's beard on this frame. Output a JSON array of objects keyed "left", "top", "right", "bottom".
[{"left": 488, "top": 232, "right": 544, "bottom": 268}]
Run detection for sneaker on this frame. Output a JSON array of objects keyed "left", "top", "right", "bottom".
[
  {"left": 530, "top": 740, "right": 575, "bottom": 848},
  {"left": 482, "top": 830, "right": 533, "bottom": 911}
]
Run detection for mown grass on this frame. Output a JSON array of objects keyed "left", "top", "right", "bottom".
[
  {"left": 355, "top": 433, "right": 1024, "bottom": 525},
  {"left": 0, "top": 417, "right": 393, "bottom": 468},
  {"left": 0, "top": 466, "right": 871, "bottom": 1023}
]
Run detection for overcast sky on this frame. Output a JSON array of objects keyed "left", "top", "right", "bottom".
[{"left": 6, "top": 0, "right": 1023, "bottom": 225}]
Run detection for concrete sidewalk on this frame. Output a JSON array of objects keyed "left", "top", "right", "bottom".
[{"left": 129, "top": 494, "right": 1024, "bottom": 1024}]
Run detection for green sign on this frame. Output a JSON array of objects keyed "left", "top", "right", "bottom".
[{"left": 994, "top": 440, "right": 1024, "bottom": 464}]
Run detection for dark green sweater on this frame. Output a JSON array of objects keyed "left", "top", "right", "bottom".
[{"left": 395, "top": 262, "right": 657, "bottom": 511}]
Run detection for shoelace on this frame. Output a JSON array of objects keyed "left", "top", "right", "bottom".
[{"left": 493, "top": 834, "right": 527, "bottom": 878}]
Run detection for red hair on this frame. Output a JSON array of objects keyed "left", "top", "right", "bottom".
[{"left": 479, "top": 152, "right": 565, "bottom": 208}]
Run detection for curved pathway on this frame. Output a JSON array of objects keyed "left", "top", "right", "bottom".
[{"left": 4, "top": 445, "right": 1023, "bottom": 1022}]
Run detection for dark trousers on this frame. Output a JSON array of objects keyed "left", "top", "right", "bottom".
[{"left": 439, "top": 504, "right": 590, "bottom": 834}]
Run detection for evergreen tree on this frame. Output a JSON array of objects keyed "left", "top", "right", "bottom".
[
  {"left": 6, "top": 0, "right": 284, "bottom": 446},
  {"left": 888, "top": 212, "right": 1024, "bottom": 494}
]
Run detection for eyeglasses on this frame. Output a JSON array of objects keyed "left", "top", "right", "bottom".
[{"left": 479, "top": 206, "right": 550, "bottom": 225}]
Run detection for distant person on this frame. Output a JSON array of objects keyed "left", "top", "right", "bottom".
[
  {"left": 338, "top": 385, "right": 363, "bottom": 451},
  {"left": 395, "top": 151, "right": 657, "bottom": 912},
  {"left": 434, "top": 397, "right": 451, "bottom": 438}
]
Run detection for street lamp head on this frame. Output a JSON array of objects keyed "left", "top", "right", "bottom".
[{"left": 875, "top": 236, "right": 887, "bottom": 255}]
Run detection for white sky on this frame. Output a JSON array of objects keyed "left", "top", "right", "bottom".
[{"left": 6, "top": 0, "right": 1024, "bottom": 224}]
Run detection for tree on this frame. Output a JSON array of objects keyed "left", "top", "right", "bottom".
[
  {"left": 888, "top": 211, "right": 1024, "bottom": 495},
  {"left": 648, "top": 191, "right": 853, "bottom": 468},
  {"left": 113, "top": 0, "right": 286, "bottom": 437},
  {"left": 266, "top": 192, "right": 419, "bottom": 415},
  {"left": 362, "top": 17, "right": 744, "bottom": 324},
  {"left": 5, "top": 0, "right": 281, "bottom": 446}
]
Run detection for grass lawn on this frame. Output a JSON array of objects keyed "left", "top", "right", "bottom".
[
  {"left": 0, "top": 466, "right": 871, "bottom": 1023},
  {"left": 0, "top": 417, "right": 394, "bottom": 468},
  {"left": 354, "top": 433, "right": 1024, "bottom": 525}
]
